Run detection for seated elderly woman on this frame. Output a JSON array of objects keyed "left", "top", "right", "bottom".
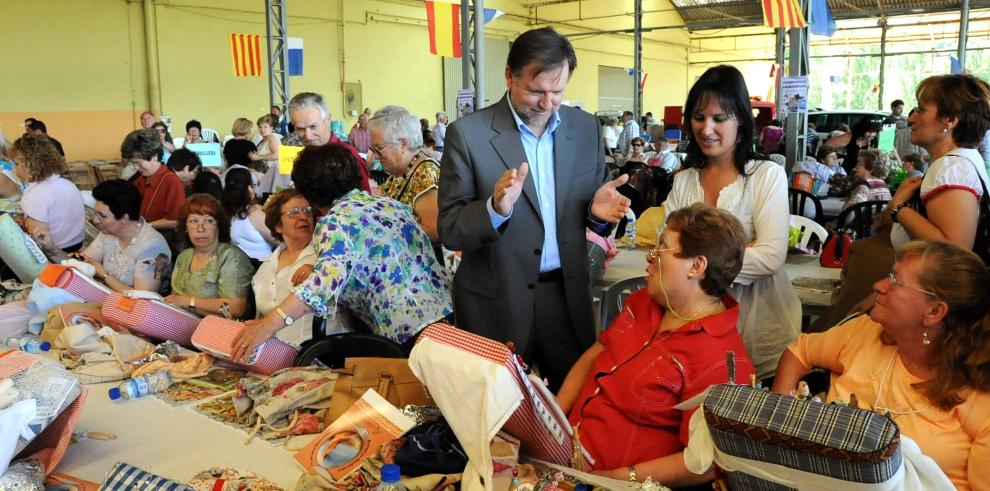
[
  {"left": 164, "top": 194, "right": 254, "bottom": 319},
  {"left": 557, "top": 203, "right": 755, "bottom": 486},
  {"left": 166, "top": 148, "right": 203, "bottom": 196},
  {"left": 369, "top": 105, "right": 441, "bottom": 246},
  {"left": 80, "top": 179, "right": 171, "bottom": 292},
  {"left": 901, "top": 152, "right": 930, "bottom": 179},
  {"left": 232, "top": 143, "right": 452, "bottom": 361},
  {"left": 842, "top": 149, "right": 892, "bottom": 210},
  {"left": 184, "top": 120, "right": 206, "bottom": 145},
  {"left": 773, "top": 241, "right": 990, "bottom": 489},
  {"left": 10, "top": 133, "right": 85, "bottom": 256},
  {"left": 250, "top": 190, "right": 319, "bottom": 349},
  {"left": 0, "top": 128, "right": 23, "bottom": 215}
]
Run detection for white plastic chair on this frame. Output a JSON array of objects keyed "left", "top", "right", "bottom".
[
  {"left": 769, "top": 153, "right": 786, "bottom": 166},
  {"left": 201, "top": 128, "right": 219, "bottom": 143},
  {"left": 790, "top": 215, "right": 828, "bottom": 254},
  {"left": 172, "top": 137, "right": 185, "bottom": 149}
]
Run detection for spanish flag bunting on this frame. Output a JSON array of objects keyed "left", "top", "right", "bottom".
[
  {"left": 426, "top": 1, "right": 462, "bottom": 58},
  {"left": 762, "top": 0, "right": 807, "bottom": 29},
  {"left": 230, "top": 33, "right": 263, "bottom": 77}
]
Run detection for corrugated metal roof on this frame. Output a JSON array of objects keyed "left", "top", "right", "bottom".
[{"left": 671, "top": 0, "right": 989, "bottom": 30}]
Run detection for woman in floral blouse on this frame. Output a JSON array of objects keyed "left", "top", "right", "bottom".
[
  {"left": 234, "top": 143, "right": 452, "bottom": 361},
  {"left": 369, "top": 105, "right": 441, "bottom": 257}
]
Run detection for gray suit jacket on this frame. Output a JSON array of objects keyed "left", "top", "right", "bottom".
[{"left": 438, "top": 96, "right": 610, "bottom": 356}]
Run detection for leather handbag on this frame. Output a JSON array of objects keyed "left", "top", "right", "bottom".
[
  {"left": 325, "top": 357, "right": 432, "bottom": 426},
  {"left": 820, "top": 229, "right": 853, "bottom": 268}
]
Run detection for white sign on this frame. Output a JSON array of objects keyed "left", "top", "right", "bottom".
[
  {"left": 456, "top": 89, "right": 475, "bottom": 118},
  {"left": 780, "top": 76, "right": 809, "bottom": 119}
]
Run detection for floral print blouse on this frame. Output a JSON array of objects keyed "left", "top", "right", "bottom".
[
  {"left": 380, "top": 152, "right": 440, "bottom": 210},
  {"left": 0, "top": 159, "right": 23, "bottom": 214},
  {"left": 292, "top": 190, "right": 452, "bottom": 344}
]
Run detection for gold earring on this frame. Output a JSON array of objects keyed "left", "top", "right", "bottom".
[{"left": 688, "top": 273, "right": 695, "bottom": 279}]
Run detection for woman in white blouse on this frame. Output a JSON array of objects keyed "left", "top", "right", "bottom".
[
  {"left": 251, "top": 189, "right": 317, "bottom": 348},
  {"left": 887, "top": 74, "right": 990, "bottom": 251},
  {"left": 663, "top": 65, "right": 800, "bottom": 380},
  {"left": 221, "top": 168, "right": 275, "bottom": 261}
]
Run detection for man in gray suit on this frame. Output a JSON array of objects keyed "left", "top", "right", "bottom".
[{"left": 438, "top": 27, "right": 630, "bottom": 391}]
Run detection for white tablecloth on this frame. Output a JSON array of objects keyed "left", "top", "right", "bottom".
[
  {"left": 57, "top": 382, "right": 304, "bottom": 487},
  {"left": 595, "top": 248, "right": 840, "bottom": 308}
]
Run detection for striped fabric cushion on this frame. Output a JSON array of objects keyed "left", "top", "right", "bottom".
[
  {"left": 416, "top": 323, "right": 583, "bottom": 466},
  {"left": 38, "top": 264, "right": 112, "bottom": 303},
  {"left": 704, "top": 384, "right": 901, "bottom": 485},
  {"left": 98, "top": 462, "right": 193, "bottom": 491},
  {"left": 100, "top": 293, "right": 201, "bottom": 346},
  {"left": 191, "top": 316, "right": 297, "bottom": 375}
]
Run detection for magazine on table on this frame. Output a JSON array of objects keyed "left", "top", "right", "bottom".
[{"left": 294, "top": 389, "right": 415, "bottom": 482}]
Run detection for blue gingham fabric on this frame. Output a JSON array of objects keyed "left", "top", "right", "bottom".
[
  {"left": 98, "top": 462, "right": 193, "bottom": 491},
  {"left": 704, "top": 384, "right": 901, "bottom": 484}
]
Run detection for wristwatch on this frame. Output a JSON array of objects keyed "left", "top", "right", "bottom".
[
  {"left": 628, "top": 466, "right": 638, "bottom": 483},
  {"left": 187, "top": 296, "right": 196, "bottom": 312},
  {"left": 275, "top": 307, "right": 294, "bottom": 326},
  {"left": 890, "top": 201, "right": 911, "bottom": 223}
]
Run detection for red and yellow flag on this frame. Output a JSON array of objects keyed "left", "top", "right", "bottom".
[
  {"left": 762, "top": 0, "right": 807, "bottom": 29},
  {"left": 426, "top": 1, "right": 461, "bottom": 58},
  {"left": 229, "top": 33, "right": 263, "bottom": 77}
]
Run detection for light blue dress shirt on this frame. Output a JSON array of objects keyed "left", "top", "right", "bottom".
[{"left": 487, "top": 100, "right": 562, "bottom": 272}]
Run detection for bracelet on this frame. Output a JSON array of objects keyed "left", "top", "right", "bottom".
[
  {"left": 628, "top": 466, "right": 638, "bottom": 483},
  {"left": 890, "top": 201, "right": 911, "bottom": 223}
]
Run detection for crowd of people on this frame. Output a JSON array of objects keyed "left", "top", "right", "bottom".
[{"left": 2, "top": 25, "right": 989, "bottom": 490}]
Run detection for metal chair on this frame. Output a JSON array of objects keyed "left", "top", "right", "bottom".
[
  {"left": 835, "top": 200, "right": 889, "bottom": 239},
  {"left": 600, "top": 275, "right": 646, "bottom": 334},
  {"left": 788, "top": 187, "right": 824, "bottom": 224},
  {"left": 790, "top": 215, "right": 828, "bottom": 254},
  {"left": 294, "top": 332, "right": 407, "bottom": 368}
]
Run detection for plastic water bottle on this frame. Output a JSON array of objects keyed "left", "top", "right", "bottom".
[
  {"left": 623, "top": 208, "right": 637, "bottom": 249},
  {"left": 1, "top": 335, "right": 51, "bottom": 353},
  {"left": 108, "top": 371, "right": 174, "bottom": 401},
  {"left": 375, "top": 464, "right": 407, "bottom": 491}
]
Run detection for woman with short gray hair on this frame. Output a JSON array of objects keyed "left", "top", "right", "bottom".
[{"left": 369, "top": 105, "right": 442, "bottom": 255}]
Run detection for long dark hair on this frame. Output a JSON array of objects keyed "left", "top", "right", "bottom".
[
  {"left": 682, "top": 65, "right": 758, "bottom": 175},
  {"left": 221, "top": 168, "right": 254, "bottom": 220}
]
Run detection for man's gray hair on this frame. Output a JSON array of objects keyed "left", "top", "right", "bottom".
[
  {"left": 289, "top": 92, "right": 329, "bottom": 121},
  {"left": 436, "top": 111, "right": 446, "bottom": 120},
  {"left": 369, "top": 105, "right": 423, "bottom": 150}
]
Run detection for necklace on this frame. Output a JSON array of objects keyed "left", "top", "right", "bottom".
[
  {"left": 668, "top": 297, "right": 724, "bottom": 321},
  {"left": 873, "top": 349, "right": 932, "bottom": 418}
]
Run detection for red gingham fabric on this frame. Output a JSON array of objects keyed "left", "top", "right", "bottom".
[
  {"left": 191, "top": 316, "right": 297, "bottom": 376},
  {"left": 100, "top": 293, "right": 201, "bottom": 345},
  {"left": 21, "top": 386, "right": 88, "bottom": 475},
  {"left": 40, "top": 265, "right": 112, "bottom": 302},
  {"left": 417, "top": 323, "right": 577, "bottom": 466}
]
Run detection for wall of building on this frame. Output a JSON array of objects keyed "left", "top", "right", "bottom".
[{"left": 1, "top": 0, "right": 695, "bottom": 161}]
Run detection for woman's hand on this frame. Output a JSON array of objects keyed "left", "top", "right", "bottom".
[
  {"left": 291, "top": 264, "right": 314, "bottom": 286},
  {"left": 231, "top": 318, "right": 279, "bottom": 363},
  {"left": 84, "top": 255, "right": 108, "bottom": 281},
  {"left": 891, "top": 176, "right": 922, "bottom": 205},
  {"left": 163, "top": 294, "right": 188, "bottom": 308},
  {"left": 248, "top": 151, "right": 262, "bottom": 161}
]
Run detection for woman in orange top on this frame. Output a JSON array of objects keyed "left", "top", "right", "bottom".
[{"left": 774, "top": 240, "right": 990, "bottom": 490}]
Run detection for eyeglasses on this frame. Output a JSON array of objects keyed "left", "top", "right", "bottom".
[
  {"left": 370, "top": 142, "right": 393, "bottom": 155},
  {"left": 647, "top": 247, "right": 680, "bottom": 263},
  {"left": 281, "top": 206, "right": 313, "bottom": 218},
  {"left": 186, "top": 217, "right": 218, "bottom": 229},
  {"left": 887, "top": 272, "right": 936, "bottom": 297},
  {"left": 632, "top": 143, "right": 644, "bottom": 147}
]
